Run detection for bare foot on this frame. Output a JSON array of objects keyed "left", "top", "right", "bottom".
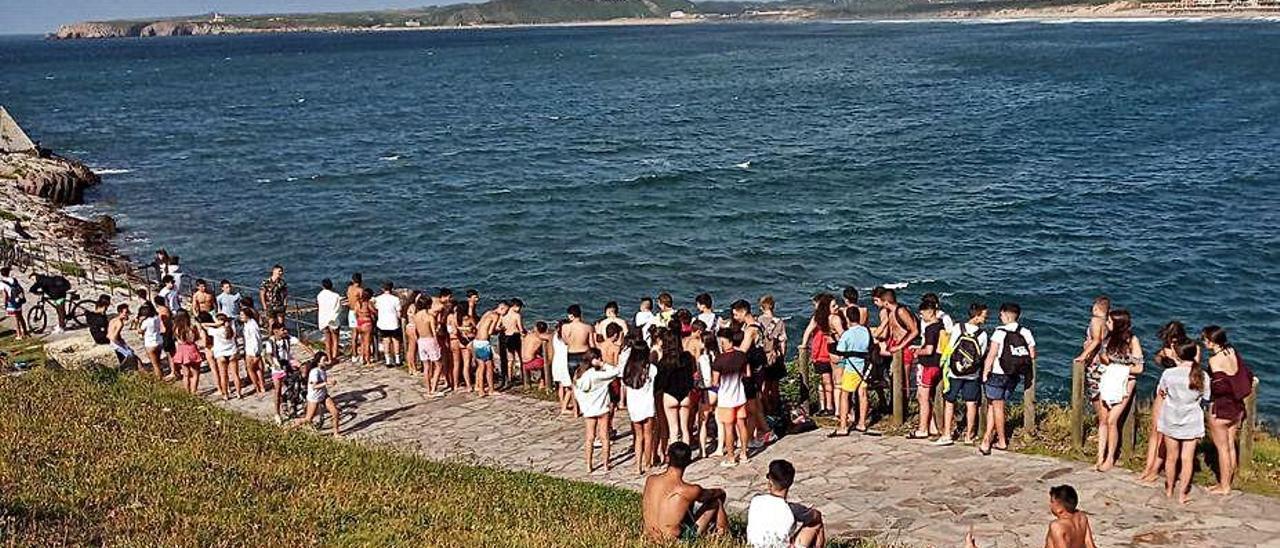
[
  {"left": 1179, "top": 493, "right": 1191, "bottom": 505},
  {"left": 1165, "top": 487, "right": 1174, "bottom": 498},
  {"left": 1099, "top": 461, "right": 1114, "bottom": 472}
]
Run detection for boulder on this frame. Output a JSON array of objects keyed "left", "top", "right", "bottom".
[
  {"left": 0, "top": 151, "right": 101, "bottom": 206},
  {"left": 45, "top": 332, "right": 120, "bottom": 371}
]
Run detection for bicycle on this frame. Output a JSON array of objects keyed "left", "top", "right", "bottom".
[{"left": 26, "top": 291, "right": 96, "bottom": 334}]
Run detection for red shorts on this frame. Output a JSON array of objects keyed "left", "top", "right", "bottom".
[
  {"left": 716, "top": 405, "right": 746, "bottom": 423},
  {"left": 522, "top": 356, "right": 545, "bottom": 372},
  {"left": 917, "top": 365, "right": 942, "bottom": 389}
]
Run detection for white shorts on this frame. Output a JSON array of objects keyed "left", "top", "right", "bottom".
[{"left": 347, "top": 311, "right": 358, "bottom": 330}]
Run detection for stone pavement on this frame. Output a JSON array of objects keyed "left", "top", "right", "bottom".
[{"left": 206, "top": 360, "right": 1278, "bottom": 547}]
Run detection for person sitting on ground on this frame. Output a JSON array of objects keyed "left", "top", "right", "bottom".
[
  {"left": 747, "top": 459, "right": 826, "bottom": 548},
  {"left": 642, "top": 441, "right": 729, "bottom": 542},
  {"left": 966, "top": 484, "right": 1096, "bottom": 548}
]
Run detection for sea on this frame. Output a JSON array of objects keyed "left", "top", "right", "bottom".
[{"left": 1, "top": 21, "right": 1277, "bottom": 417}]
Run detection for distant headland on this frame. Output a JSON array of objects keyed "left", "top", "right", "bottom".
[{"left": 47, "top": 0, "right": 1280, "bottom": 40}]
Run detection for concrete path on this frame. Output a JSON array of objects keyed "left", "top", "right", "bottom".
[{"left": 204, "top": 359, "right": 1280, "bottom": 547}]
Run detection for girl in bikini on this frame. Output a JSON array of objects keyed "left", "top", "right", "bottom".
[{"left": 355, "top": 288, "right": 375, "bottom": 366}]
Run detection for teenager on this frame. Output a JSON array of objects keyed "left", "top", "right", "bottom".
[
  {"left": 191, "top": 279, "right": 215, "bottom": 315},
  {"left": 641, "top": 442, "right": 728, "bottom": 542},
  {"left": 258, "top": 264, "right": 289, "bottom": 323},
  {"left": 293, "top": 356, "right": 341, "bottom": 437},
  {"left": 345, "top": 273, "right": 365, "bottom": 362},
  {"left": 746, "top": 460, "right": 826, "bottom": 548},
  {"left": 500, "top": 298, "right": 526, "bottom": 387},
  {"left": 829, "top": 307, "right": 873, "bottom": 436},
  {"left": 354, "top": 288, "right": 375, "bottom": 366},
  {"left": 907, "top": 298, "right": 945, "bottom": 439},
  {"left": 136, "top": 304, "right": 164, "bottom": 377},
  {"left": 1204, "top": 325, "right": 1252, "bottom": 495},
  {"left": 216, "top": 280, "right": 241, "bottom": 325},
  {"left": 373, "top": 282, "right": 403, "bottom": 367},
  {"left": 733, "top": 300, "right": 774, "bottom": 450},
  {"left": 841, "top": 286, "right": 870, "bottom": 326},
  {"left": 757, "top": 295, "right": 788, "bottom": 413},
  {"left": 623, "top": 337, "right": 657, "bottom": 474},
  {"left": 0, "top": 267, "right": 27, "bottom": 340},
  {"left": 240, "top": 307, "right": 265, "bottom": 396},
  {"left": 316, "top": 278, "right": 342, "bottom": 365},
  {"left": 521, "top": 321, "right": 553, "bottom": 389},
  {"left": 454, "top": 293, "right": 479, "bottom": 391},
  {"left": 151, "top": 295, "right": 176, "bottom": 380},
  {"left": 171, "top": 310, "right": 203, "bottom": 394},
  {"left": 205, "top": 312, "right": 240, "bottom": 399},
  {"left": 712, "top": 328, "right": 749, "bottom": 467},
  {"left": 656, "top": 322, "right": 695, "bottom": 450},
  {"left": 107, "top": 303, "right": 135, "bottom": 366},
  {"left": 262, "top": 321, "right": 293, "bottom": 425},
  {"left": 798, "top": 294, "right": 842, "bottom": 416},
  {"left": 413, "top": 295, "right": 444, "bottom": 396},
  {"left": 595, "top": 301, "right": 629, "bottom": 338},
  {"left": 978, "top": 303, "right": 1035, "bottom": 456},
  {"left": 965, "top": 485, "right": 1096, "bottom": 548},
  {"left": 29, "top": 272, "right": 71, "bottom": 333},
  {"left": 157, "top": 274, "right": 181, "bottom": 314},
  {"left": 1140, "top": 321, "right": 1189, "bottom": 483},
  {"left": 574, "top": 348, "right": 622, "bottom": 473},
  {"left": 634, "top": 297, "right": 656, "bottom": 340},
  {"left": 1095, "top": 309, "right": 1144, "bottom": 471},
  {"left": 1158, "top": 341, "right": 1209, "bottom": 504},
  {"left": 473, "top": 301, "right": 508, "bottom": 397},
  {"left": 936, "top": 303, "right": 988, "bottom": 446},
  {"left": 559, "top": 304, "right": 595, "bottom": 383},
  {"left": 694, "top": 293, "right": 720, "bottom": 334}
]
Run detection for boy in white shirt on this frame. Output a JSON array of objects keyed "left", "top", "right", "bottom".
[
  {"left": 746, "top": 459, "right": 825, "bottom": 548},
  {"left": 373, "top": 282, "right": 403, "bottom": 366},
  {"left": 316, "top": 278, "right": 342, "bottom": 365},
  {"left": 979, "top": 302, "right": 1036, "bottom": 455}
]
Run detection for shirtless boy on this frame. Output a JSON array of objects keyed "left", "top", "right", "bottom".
[
  {"left": 872, "top": 287, "right": 919, "bottom": 360},
  {"left": 559, "top": 304, "right": 596, "bottom": 380},
  {"left": 594, "top": 301, "right": 628, "bottom": 339},
  {"left": 107, "top": 304, "right": 137, "bottom": 368},
  {"left": 345, "top": 273, "right": 364, "bottom": 361},
  {"left": 521, "top": 321, "right": 553, "bottom": 389},
  {"left": 642, "top": 442, "right": 729, "bottom": 542},
  {"left": 192, "top": 279, "right": 215, "bottom": 315},
  {"left": 473, "top": 300, "right": 509, "bottom": 396},
  {"left": 413, "top": 295, "right": 445, "bottom": 397},
  {"left": 500, "top": 298, "right": 525, "bottom": 388},
  {"left": 966, "top": 485, "right": 1096, "bottom": 548}
]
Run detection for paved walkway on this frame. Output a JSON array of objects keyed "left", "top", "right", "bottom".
[{"left": 201, "top": 359, "right": 1280, "bottom": 547}]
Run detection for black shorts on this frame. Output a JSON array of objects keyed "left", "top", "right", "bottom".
[
  {"left": 504, "top": 333, "right": 522, "bottom": 353},
  {"left": 814, "top": 361, "right": 832, "bottom": 375},
  {"left": 378, "top": 327, "right": 402, "bottom": 340},
  {"left": 566, "top": 352, "right": 585, "bottom": 378},
  {"left": 744, "top": 376, "right": 760, "bottom": 400},
  {"left": 162, "top": 333, "right": 176, "bottom": 355},
  {"left": 765, "top": 358, "right": 788, "bottom": 382}
]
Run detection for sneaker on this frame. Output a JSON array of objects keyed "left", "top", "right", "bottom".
[
  {"left": 720, "top": 460, "right": 738, "bottom": 468},
  {"left": 932, "top": 436, "right": 955, "bottom": 447},
  {"left": 593, "top": 439, "right": 603, "bottom": 448}
]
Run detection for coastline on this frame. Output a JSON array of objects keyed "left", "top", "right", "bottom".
[{"left": 48, "top": 5, "right": 1280, "bottom": 40}]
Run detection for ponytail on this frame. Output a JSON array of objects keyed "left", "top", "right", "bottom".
[{"left": 1177, "top": 342, "right": 1205, "bottom": 393}]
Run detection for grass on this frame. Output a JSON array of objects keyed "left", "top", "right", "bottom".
[
  {"left": 0, "top": 365, "right": 890, "bottom": 546},
  {"left": 0, "top": 328, "right": 44, "bottom": 372},
  {"left": 50, "top": 260, "right": 87, "bottom": 279},
  {"left": 0, "top": 210, "right": 20, "bottom": 222},
  {"left": 0, "top": 368, "right": 653, "bottom": 546}
]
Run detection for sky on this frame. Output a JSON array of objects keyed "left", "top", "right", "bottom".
[{"left": 0, "top": 1, "right": 460, "bottom": 35}]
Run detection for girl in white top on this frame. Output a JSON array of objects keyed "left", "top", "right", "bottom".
[
  {"left": 239, "top": 308, "right": 265, "bottom": 396},
  {"left": 551, "top": 323, "right": 574, "bottom": 416},
  {"left": 136, "top": 305, "right": 164, "bottom": 377},
  {"left": 573, "top": 348, "right": 621, "bottom": 474},
  {"left": 1157, "top": 342, "right": 1210, "bottom": 504},
  {"left": 204, "top": 313, "right": 240, "bottom": 400},
  {"left": 291, "top": 362, "right": 341, "bottom": 437},
  {"left": 622, "top": 340, "right": 657, "bottom": 474}
]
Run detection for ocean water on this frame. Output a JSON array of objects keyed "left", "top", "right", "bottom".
[{"left": 1, "top": 22, "right": 1277, "bottom": 416}]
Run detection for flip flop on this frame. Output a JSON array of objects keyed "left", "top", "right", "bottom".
[
  {"left": 978, "top": 446, "right": 992, "bottom": 456},
  {"left": 827, "top": 431, "right": 849, "bottom": 438},
  {"left": 906, "top": 431, "right": 931, "bottom": 440}
]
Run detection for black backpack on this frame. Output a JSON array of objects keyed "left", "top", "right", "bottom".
[
  {"left": 948, "top": 325, "right": 983, "bottom": 377},
  {"left": 998, "top": 324, "right": 1033, "bottom": 376}
]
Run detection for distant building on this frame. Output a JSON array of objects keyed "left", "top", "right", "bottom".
[
  {"left": 210, "top": 12, "right": 226, "bottom": 23},
  {"left": 405, "top": 20, "right": 422, "bottom": 27},
  {"left": 669, "top": 10, "right": 688, "bottom": 18}
]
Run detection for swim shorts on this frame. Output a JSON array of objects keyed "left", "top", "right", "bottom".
[
  {"left": 716, "top": 404, "right": 747, "bottom": 423},
  {"left": 916, "top": 365, "right": 942, "bottom": 389},
  {"left": 567, "top": 352, "right": 586, "bottom": 377},
  {"left": 840, "top": 369, "right": 864, "bottom": 392},
  {"left": 418, "top": 337, "right": 442, "bottom": 362},
  {"left": 523, "top": 356, "right": 545, "bottom": 372},
  {"left": 813, "top": 361, "right": 832, "bottom": 375},
  {"left": 472, "top": 340, "right": 493, "bottom": 361},
  {"left": 378, "top": 327, "right": 402, "bottom": 340}
]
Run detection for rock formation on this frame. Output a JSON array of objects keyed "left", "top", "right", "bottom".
[{"left": 0, "top": 108, "right": 100, "bottom": 206}]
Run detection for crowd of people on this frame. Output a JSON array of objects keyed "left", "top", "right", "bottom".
[{"left": 1, "top": 249, "right": 1259, "bottom": 544}]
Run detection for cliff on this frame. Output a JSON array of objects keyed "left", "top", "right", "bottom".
[{"left": 0, "top": 108, "right": 101, "bottom": 207}]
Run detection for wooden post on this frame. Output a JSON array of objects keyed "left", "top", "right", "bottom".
[
  {"left": 796, "top": 347, "right": 813, "bottom": 411},
  {"left": 891, "top": 349, "right": 905, "bottom": 427},
  {"left": 1120, "top": 395, "right": 1138, "bottom": 461},
  {"left": 1070, "top": 359, "right": 1085, "bottom": 450},
  {"left": 1240, "top": 377, "right": 1259, "bottom": 471},
  {"left": 933, "top": 382, "right": 947, "bottom": 435},
  {"left": 1022, "top": 358, "right": 1037, "bottom": 434}
]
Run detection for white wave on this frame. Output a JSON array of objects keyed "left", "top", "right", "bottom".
[
  {"left": 93, "top": 168, "right": 133, "bottom": 175},
  {"left": 286, "top": 176, "right": 298, "bottom": 182},
  {"left": 255, "top": 178, "right": 272, "bottom": 183},
  {"left": 882, "top": 282, "right": 910, "bottom": 290},
  {"left": 380, "top": 155, "right": 401, "bottom": 161},
  {"left": 735, "top": 161, "right": 751, "bottom": 169},
  {"left": 812, "top": 207, "right": 829, "bottom": 215}
]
